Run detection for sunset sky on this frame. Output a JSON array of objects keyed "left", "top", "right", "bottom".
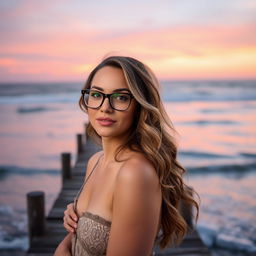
[{"left": 0, "top": 0, "right": 256, "bottom": 82}]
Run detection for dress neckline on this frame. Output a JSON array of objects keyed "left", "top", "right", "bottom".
[{"left": 80, "top": 211, "right": 112, "bottom": 227}]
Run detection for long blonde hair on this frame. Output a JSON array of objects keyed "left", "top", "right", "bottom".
[{"left": 79, "top": 56, "right": 199, "bottom": 249}]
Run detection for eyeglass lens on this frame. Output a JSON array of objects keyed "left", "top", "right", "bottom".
[{"left": 83, "top": 90, "right": 131, "bottom": 111}]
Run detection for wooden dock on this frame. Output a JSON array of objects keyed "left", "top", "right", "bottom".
[{"left": 26, "top": 131, "right": 212, "bottom": 256}]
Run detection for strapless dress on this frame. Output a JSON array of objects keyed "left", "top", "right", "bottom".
[{"left": 71, "top": 211, "right": 111, "bottom": 255}]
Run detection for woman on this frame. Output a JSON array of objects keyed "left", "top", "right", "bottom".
[{"left": 54, "top": 56, "right": 199, "bottom": 256}]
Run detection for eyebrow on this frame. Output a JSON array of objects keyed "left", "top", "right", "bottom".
[{"left": 91, "top": 85, "right": 131, "bottom": 93}]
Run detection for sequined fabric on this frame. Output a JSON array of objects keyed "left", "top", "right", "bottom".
[{"left": 71, "top": 211, "right": 111, "bottom": 256}]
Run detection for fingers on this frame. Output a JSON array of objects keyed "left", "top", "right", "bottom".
[
  {"left": 64, "top": 209, "right": 77, "bottom": 228},
  {"left": 67, "top": 203, "right": 78, "bottom": 222},
  {"left": 63, "top": 215, "right": 76, "bottom": 233},
  {"left": 63, "top": 203, "right": 78, "bottom": 233}
]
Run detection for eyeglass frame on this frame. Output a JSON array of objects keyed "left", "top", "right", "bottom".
[{"left": 81, "top": 89, "right": 134, "bottom": 111}]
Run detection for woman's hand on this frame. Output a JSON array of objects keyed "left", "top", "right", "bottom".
[{"left": 63, "top": 203, "right": 78, "bottom": 233}]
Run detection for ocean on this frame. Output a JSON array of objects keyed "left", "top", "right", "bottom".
[{"left": 0, "top": 80, "right": 255, "bottom": 255}]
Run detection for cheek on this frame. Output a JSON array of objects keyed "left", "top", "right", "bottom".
[
  {"left": 120, "top": 104, "right": 137, "bottom": 128},
  {"left": 87, "top": 109, "right": 95, "bottom": 118},
  {"left": 87, "top": 109, "right": 97, "bottom": 125}
]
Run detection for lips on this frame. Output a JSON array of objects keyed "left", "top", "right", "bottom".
[{"left": 96, "top": 117, "right": 116, "bottom": 126}]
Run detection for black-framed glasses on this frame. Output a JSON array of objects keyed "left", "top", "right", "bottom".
[{"left": 81, "top": 89, "right": 134, "bottom": 111}]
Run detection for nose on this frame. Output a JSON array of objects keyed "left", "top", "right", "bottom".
[{"left": 100, "top": 96, "right": 113, "bottom": 112}]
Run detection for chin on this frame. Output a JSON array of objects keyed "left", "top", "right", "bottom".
[
  {"left": 94, "top": 127, "right": 117, "bottom": 137},
  {"left": 92, "top": 122, "right": 131, "bottom": 139},
  {"left": 95, "top": 127, "right": 128, "bottom": 139}
]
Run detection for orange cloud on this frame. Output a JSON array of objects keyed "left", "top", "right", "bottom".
[
  {"left": 0, "top": 58, "right": 19, "bottom": 67},
  {"left": 1, "top": 24, "right": 255, "bottom": 81}
]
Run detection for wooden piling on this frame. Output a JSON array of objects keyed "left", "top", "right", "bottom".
[
  {"left": 61, "top": 152, "right": 71, "bottom": 182},
  {"left": 77, "top": 133, "right": 83, "bottom": 155},
  {"left": 84, "top": 122, "right": 88, "bottom": 141},
  {"left": 26, "top": 191, "right": 45, "bottom": 246}
]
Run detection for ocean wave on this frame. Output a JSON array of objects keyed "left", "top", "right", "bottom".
[
  {"left": 161, "top": 80, "right": 256, "bottom": 102},
  {"left": 178, "top": 119, "right": 239, "bottom": 126},
  {"left": 0, "top": 205, "right": 28, "bottom": 251},
  {"left": 187, "top": 162, "right": 256, "bottom": 175},
  {"left": 0, "top": 165, "right": 59, "bottom": 179},
  {"left": 1, "top": 81, "right": 256, "bottom": 105},
  {"left": 0, "top": 93, "right": 79, "bottom": 105},
  {"left": 162, "top": 94, "right": 256, "bottom": 102},
  {"left": 0, "top": 236, "right": 28, "bottom": 251},
  {"left": 179, "top": 151, "right": 231, "bottom": 158},
  {"left": 240, "top": 153, "right": 256, "bottom": 158},
  {"left": 198, "top": 222, "right": 256, "bottom": 254},
  {"left": 0, "top": 82, "right": 82, "bottom": 97},
  {"left": 200, "top": 108, "right": 225, "bottom": 113},
  {"left": 16, "top": 106, "right": 55, "bottom": 113}
]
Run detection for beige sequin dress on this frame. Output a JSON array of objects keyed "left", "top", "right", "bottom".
[{"left": 71, "top": 211, "right": 111, "bottom": 255}]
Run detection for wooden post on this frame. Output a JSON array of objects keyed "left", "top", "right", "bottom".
[
  {"left": 179, "top": 186, "right": 194, "bottom": 230},
  {"left": 77, "top": 133, "right": 83, "bottom": 155},
  {"left": 27, "top": 191, "right": 45, "bottom": 246},
  {"left": 61, "top": 152, "right": 71, "bottom": 183},
  {"left": 84, "top": 122, "right": 88, "bottom": 142}
]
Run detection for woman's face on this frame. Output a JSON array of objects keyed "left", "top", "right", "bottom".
[{"left": 88, "top": 66, "right": 137, "bottom": 140}]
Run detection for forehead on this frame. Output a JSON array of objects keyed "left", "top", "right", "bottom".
[{"left": 91, "top": 66, "right": 129, "bottom": 91}]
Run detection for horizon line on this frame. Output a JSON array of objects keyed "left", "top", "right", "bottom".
[{"left": 1, "top": 77, "right": 256, "bottom": 84}]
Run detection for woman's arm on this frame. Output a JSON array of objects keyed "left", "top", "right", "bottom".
[
  {"left": 106, "top": 157, "right": 162, "bottom": 256},
  {"left": 54, "top": 233, "right": 73, "bottom": 256}
]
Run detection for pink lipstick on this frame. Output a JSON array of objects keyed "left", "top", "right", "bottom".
[{"left": 96, "top": 117, "right": 116, "bottom": 126}]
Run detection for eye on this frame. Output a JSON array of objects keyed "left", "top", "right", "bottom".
[
  {"left": 112, "top": 93, "right": 129, "bottom": 102},
  {"left": 90, "top": 91, "right": 102, "bottom": 98}
]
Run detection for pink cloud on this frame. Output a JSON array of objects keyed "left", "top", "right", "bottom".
[{"left": 0, "top": 23, "right": 255, "bottom": 81}]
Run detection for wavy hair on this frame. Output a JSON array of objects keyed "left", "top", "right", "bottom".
[{"left": 79, "top": 56, "right": 199, "bottom": 249}]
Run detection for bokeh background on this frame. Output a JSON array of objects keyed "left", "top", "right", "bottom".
[{"left": 0, "top": 1, "right": 256, "bottom": 255}]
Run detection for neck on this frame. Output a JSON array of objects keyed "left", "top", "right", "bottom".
[{"left": 101, "top": 135, "right": 127, "bottom": 164}]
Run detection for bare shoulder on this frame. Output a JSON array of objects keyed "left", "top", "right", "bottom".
[
  {"left": 116, "top": 153, "right": 160, "bottom": 192},
  {"left": 108, "top": 153, "right": 162, "bottom": 255}
]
